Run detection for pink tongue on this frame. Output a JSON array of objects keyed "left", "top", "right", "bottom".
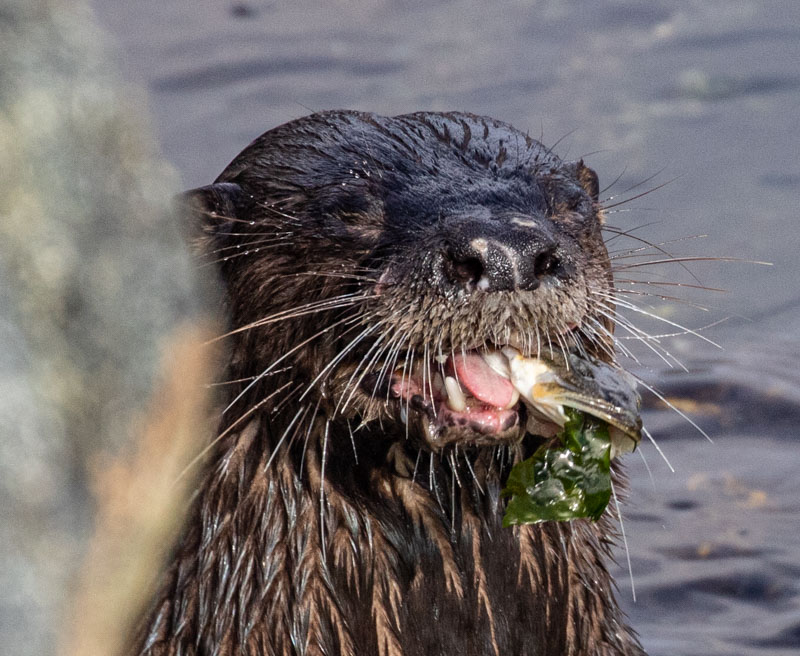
[{"left": 451, "top": 352, "right": 515, "bottom": 408}]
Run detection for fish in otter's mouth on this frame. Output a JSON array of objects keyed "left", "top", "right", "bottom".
[{"left": 373, "top": 344, "right": 641, "bottom": 453}]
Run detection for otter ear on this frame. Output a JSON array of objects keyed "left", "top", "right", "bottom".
[
  {"left": 178, "top": 182, "right": 246, "bottom": 253},
  {"left": 570, "top": 159, "right": 599, "bottom": 202}
]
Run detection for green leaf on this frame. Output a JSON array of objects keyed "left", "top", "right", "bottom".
[{"left": 501, "top": 409, "right": 612, "bottom": 526}]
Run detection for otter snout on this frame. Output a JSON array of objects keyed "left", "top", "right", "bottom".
[{"left": 440, "top": 215, "right": 565, "bottom": 293}]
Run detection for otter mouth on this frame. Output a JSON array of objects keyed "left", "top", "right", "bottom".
[
  {"left": 388, "top": 349, "right": 526, "bottom": 446},
  {"left": 377, "top": 347, "right": 560, "bottom": 450},
  {"left": 367, "top": 344, "right": 643, "bottom": 453}
]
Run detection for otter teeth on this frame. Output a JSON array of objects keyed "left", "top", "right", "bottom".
[
  {"left": 481, "top": 350, "right": 511, "bottom": 379},
  {"left": 444, "top": 376, "right": 467, "bottom": 412},
  {"left": 504, "top": 387, "right": 520, "bottom": 410},
  {"left": 480, "top": 350, "right": 519, "bottom": 408}
]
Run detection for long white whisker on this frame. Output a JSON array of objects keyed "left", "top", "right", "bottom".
[
  {"left": 611, "top": 287, "right": 711, "bottom": 312},
  {"left": 637, "top": 446, "right": 656, "bottom": 491},
  {"left": 366, "top": 329, "right": 405, "bottom": 402},
  {"left": 429, "top": 452, "right": 444, "bottom": 512},
  {"left": 346, "top": 419, "right": 359, "bottom": 464},
  {"left": 634, "top": 376, "right": 713, "bottom": 444},
  {"left": 613, "top": 255, "right": 770, "bottom": 270},
  {"left": 208, "top": 235, "right": 296, "bottom": 255},
  {"left": 382, "top": 330, "right": 411, "bottom": 404},
  {"left": 320, "top": 419, "right": 330, "bottom": 561},
  {"left": 642, "top": 426, "right": 675, "bottom": 472},
  {"left": 593, "top": 304, "right": 683, "bottom": 370},
  {"left": 411, "top": 448, "right": 422, "bottom": 484},
  {"left": 299, "top": 399, "right": 322, "bottom": 476},
  {"left": 264, "top": 404, "right": 307, "bottom": 471},
  {"left": 610, "top": 477, "right": 636, "bottom": 602},
  {"left": 224, "top": 314, "right": 362, "bottom": 414},
  {"left": 583, "top": 317, "right": 634, "bottom": 362},
  {"left": 298, "top": 318, "right": 384, "bottom": 402},
  {"left": 593, "top": 298, "right": 690, "bottom": 369},
  {"left": 337, "top": 328, "right": 393, "bottom": 413},
  {"left": 449, "top": 453, "right": 457, "bottom": 535},
  {"left": 173, "top": 380, "right": 293, "bottom": 485},
  {"left": 209, "top": 293, "right": 366, "bottom": 343},
  {"left": 616, "top": 317, "right": 730, "bottom": 341},
  {"left": 463, "top": 451, "right": 484, "bottom": 495}
]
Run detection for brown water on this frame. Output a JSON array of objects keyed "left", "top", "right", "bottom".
[{"left": 90, "top": 1, "right": 800, "bottom": 653}]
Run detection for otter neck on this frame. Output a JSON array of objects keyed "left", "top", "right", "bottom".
[{"left": 136, "top": 410, "right": 644, "bottom": 655}]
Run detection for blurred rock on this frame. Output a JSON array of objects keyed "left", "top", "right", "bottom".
[{"left": 0, "top": 1, "right": 219, "bottom": 653}]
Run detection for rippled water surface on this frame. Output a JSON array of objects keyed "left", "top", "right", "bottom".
[{"left": 90, "top": 1, "right": 800, "bottom": 653}]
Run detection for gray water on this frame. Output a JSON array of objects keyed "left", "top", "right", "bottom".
[{"left": 90, "top": 1, "right": 800, "bottom": 653}]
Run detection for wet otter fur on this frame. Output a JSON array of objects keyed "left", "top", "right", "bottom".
[{"left": 133, "top": 111, "right": 646, "bottom": 655}]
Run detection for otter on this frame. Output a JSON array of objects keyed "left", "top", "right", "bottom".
[{"left": 133, "top": 111, "right": 647, "bottom": 655}]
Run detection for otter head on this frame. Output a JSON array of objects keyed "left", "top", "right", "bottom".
[{"left": 188, "top": 110, "right": 613, "bottom": 462}]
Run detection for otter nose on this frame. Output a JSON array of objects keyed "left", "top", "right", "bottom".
[{"left": 442, "top": 228, "right": 561, "bottom": 292}]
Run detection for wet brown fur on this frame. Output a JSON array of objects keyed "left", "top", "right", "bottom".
[{"left": 131, "top": 111, "right": 646, "bottom": 655}]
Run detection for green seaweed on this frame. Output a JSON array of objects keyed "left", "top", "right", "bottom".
[{"left": 502, "top": 409, "right": 612, "bottom": 526}]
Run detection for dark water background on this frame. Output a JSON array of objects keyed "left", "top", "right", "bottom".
[{"left": 89, "top": 1, "right": 800, "bottom": 653}]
